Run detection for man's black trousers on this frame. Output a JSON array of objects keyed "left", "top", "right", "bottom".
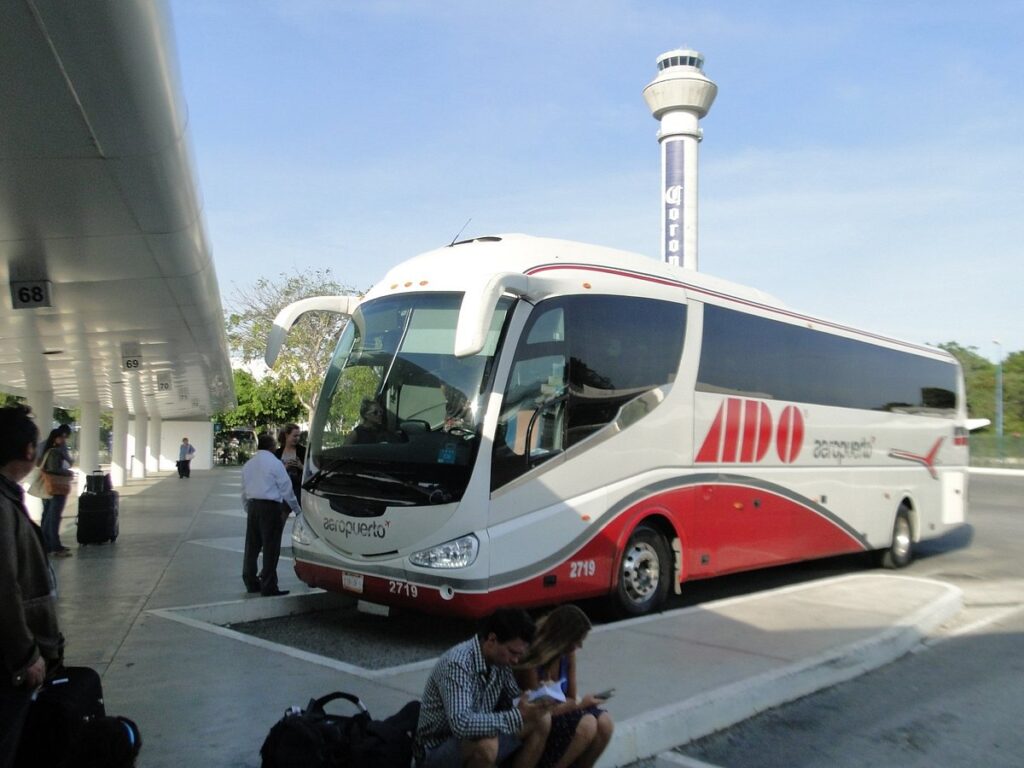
[{"left": 242, "top": 500, "right": 287, "bottom": 594}]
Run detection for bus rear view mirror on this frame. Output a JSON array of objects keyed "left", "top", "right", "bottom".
[
  {"left": 454, "top": 272, "right": 568, "bottom": 358},
  {"left": 265, "top": 295, "right": 362, "bottom": 367}
]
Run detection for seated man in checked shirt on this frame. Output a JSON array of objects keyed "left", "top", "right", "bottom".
[{"left": 415, "top": 608, "right": 553, "bottom": 768}]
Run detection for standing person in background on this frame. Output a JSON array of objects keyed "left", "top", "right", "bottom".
[
  {"left": 515, "top": 605, "right": 614, "bottom": 768},
  {"left": 39, "top": 425, "right": 74, "bottom": 558},
  {"left": 176, "top": 437, "right": 196, "bottom": 479},
  {"left": 0, "top": 405, "right": 63, "bottom": 768},
  {"left": 273, "top": 424, "right": 305, "bottom": 501},
  {"left": 241, "top": 433, "right": 301, "bottom": 597}
]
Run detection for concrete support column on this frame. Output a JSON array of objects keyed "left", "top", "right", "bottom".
[
  {"left": 132, "top": 412, "right": 148, "bottom": 480},
  {"left": 79, "top": 401, "right": 101, "bottom": 473},
  {"left": 148, "top": 413, "right": 163, "bottom": 472},
  {"left": 111, "top": 407, "right": 129, "bottom": 488},
  {"left": 26, "top": 390, "right": 54, "bottom": 439}
]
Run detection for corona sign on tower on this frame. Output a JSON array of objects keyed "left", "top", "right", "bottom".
[{"left": 643, "top": 49, "right": 717, "bottom": 270}]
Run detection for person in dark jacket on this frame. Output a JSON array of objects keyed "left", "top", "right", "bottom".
[{"left": 0, "top": 405, "right": 63, "bottom": 768}]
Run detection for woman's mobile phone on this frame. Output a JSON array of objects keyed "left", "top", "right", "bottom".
[{"left": 593, "top": 688, "right": 615, "bottom": 700}]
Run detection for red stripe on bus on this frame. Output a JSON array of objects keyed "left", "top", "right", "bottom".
[
  {"left": 722, "top": 398, "right": 741, "bottom": 462},
  {"left": 696, "top": 401, "right": 725, "bottom": 462},
  {"left": 524, "top": 263, "right": 953, "bottom": 359},
  {"left": 295, "top": 482, "right": 868, "bottom": 617}
]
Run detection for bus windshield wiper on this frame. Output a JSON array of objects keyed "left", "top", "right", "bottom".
[
  {"left": 305, "top": 460, "right": 452, "bottom": 505},
  {"left": 303, "top": 457, "right": 360, "bottom": 492},
  {"left": 353, "top": 470, "right": 453, "bottom": 505}
]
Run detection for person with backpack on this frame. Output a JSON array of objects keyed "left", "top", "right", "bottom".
[{"left": 414, "top": 608, "right": 552, "bottom": 768}]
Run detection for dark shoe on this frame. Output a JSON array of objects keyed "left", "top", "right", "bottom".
[
  {"left": 245, "top": 586, "right": 261, "bottom": 594},
  {"left": 51, "top": 549, "right": 73, "bottom": 558},
  {"left": 261, "top": 589, "right": 290, "bottom": 597}
]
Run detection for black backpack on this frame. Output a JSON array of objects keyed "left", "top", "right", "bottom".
[{"left": 260, "top": 691, "right": 420, "bottom": 768}]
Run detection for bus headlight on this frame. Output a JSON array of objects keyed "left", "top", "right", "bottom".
[
  {"left": 291, "top": 513, "right": 314, "bottom": 547},
  {"left": 409, "top": 534, "right": 479, "bottom": 569}
]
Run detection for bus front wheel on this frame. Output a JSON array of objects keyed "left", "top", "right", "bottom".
[
  {"left": 612, "top": 525, "right": 670, "bottom": 617},
  {"left": 877, "top": 506, "right": 914, "bottom": 569}
]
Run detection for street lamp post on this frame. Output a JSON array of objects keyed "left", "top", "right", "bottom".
[{"left": 994, "top": 340, "right": 1004, "bottom": 461}]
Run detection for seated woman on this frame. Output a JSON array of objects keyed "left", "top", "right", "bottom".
[
  {"left": 516, "top": 604, "right": 614, "bottom": 768},
  {"left": 344, "top": 398, "right": 391, "bottom": 445}
]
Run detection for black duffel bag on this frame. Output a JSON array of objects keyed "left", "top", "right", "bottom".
[{"left": 260, "top": 691, "right": 419, "bottom": 768}]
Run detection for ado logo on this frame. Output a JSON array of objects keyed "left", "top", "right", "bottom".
[{"left": 696, "top": 398, "right": 804, "bottom": 464}]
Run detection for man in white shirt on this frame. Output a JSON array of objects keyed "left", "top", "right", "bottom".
[{"left": 241, "top": 433, "right": 301, "bottom": 596}]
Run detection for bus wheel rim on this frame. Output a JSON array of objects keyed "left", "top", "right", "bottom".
[
  {"left": 622, "top": 541, "right": 660, "bottom": 604},
  {"left": 893, "top": 516, "right": 911, "bottom": 560}
]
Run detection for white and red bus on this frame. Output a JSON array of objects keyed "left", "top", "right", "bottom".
[{"left": 270, "top": 235, "right": 968, "bottom": 617}]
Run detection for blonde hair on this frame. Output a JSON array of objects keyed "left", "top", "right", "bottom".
[{"left": 517, "top": 604, "right": 591, "bottom": 671}]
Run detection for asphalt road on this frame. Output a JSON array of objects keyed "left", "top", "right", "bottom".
[
  {"left": 233, "top": 474, "right": 1022, "bottom": 768},
  {"left": 666, "top": 472, "right": 1024, "bottom": 768}
]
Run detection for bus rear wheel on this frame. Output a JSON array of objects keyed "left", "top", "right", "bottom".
[
  {"left": 877, "top": 506, "right": 913, "bottom": 569},
  {"left": 612, "top": 525, "right": 670, "bottom": 617}
]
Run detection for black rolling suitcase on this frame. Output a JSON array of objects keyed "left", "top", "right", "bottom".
[
  {"left": 77, "top": 475, "right": 119, "bottom": 544},
  {"left": 14, "top": 665, "right": 106, "bottom": 767}
]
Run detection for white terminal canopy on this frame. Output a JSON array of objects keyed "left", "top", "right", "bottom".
[{"left": 0, "top": 1, "right": 234, "bottom": 423}]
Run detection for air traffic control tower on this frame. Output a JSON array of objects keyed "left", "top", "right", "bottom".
[{"left": 643, "top": 49, "right": 717, "bottom": 271}]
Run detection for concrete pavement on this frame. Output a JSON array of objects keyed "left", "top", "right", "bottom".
[{"left": 47, "top": 467, "right": 962, "bottom": 767}]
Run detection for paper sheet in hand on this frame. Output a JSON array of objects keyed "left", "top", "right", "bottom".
[{"left": 527, "top": 681, "right": 566, "bottom": 705}]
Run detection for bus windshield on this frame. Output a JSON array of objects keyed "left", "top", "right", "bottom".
[{"left": 307, "top": 292, "right": 513, "bottom": 509}]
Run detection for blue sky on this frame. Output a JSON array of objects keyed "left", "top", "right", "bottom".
[{"left": 169, "top": 0, "right": 1023, "bottom": 360}]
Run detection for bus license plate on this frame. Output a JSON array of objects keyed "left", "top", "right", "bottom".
[{"left": 342, "top": 572, "right": 364, "bottom": 594}]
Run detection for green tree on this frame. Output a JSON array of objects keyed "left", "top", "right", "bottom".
[
  {"left": 225, "top": 269, "right": 361, "bottom": 422},
  {"left": 1003, "top": 350, "right": 1024, "bottom": 435},
  {"left": 0, "top": 391, "right": 24, "bottom": 407},
  {"left": 212, "top": 370, "right": 303, "bottom": 432},
  {"left": 938, "top": 342, "right": 995, "bottom": 422}
]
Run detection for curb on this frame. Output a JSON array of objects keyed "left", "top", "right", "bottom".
[{"left": 599, "top": 579, "right": 963, "bottom": 767}]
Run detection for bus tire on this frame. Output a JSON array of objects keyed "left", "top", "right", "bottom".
[
  {"left": 612, "top": 525, "right": 670, "bottom": 617},
  {"left": 878, "top": 506, "right": 913, "bottom": 569}
]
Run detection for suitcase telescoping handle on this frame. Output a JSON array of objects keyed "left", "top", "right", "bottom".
[{"left": 309, "top": 691, "right": 369, "bottom": 715}]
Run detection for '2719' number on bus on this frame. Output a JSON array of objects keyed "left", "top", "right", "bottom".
[
  {"left": 388, "top": 580, "right": 418, "bottom": 598},
  {"left": 569, "top": 560, "right": 596, "bottom": 578}
]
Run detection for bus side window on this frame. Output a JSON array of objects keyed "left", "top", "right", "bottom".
[
  {"left": 564, "top": 296, "right": 684, "bottom": 446},
  {"left": 492, "top": 295, "right": 685, "bottom": 491}
]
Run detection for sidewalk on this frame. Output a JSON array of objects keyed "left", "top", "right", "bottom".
[{"left": 50, "top": 468, "right": 962, "bottom": 767}]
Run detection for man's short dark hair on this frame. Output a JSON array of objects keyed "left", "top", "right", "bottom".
[
  {"left": 0, "top": 405, "right": 38, "bottom": 466},
  {"left": 477, "top": 607, "right": 535, "bottom": 644},
  {"left": 257, "top": 433, "right": 276, "bottom": 451}
]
